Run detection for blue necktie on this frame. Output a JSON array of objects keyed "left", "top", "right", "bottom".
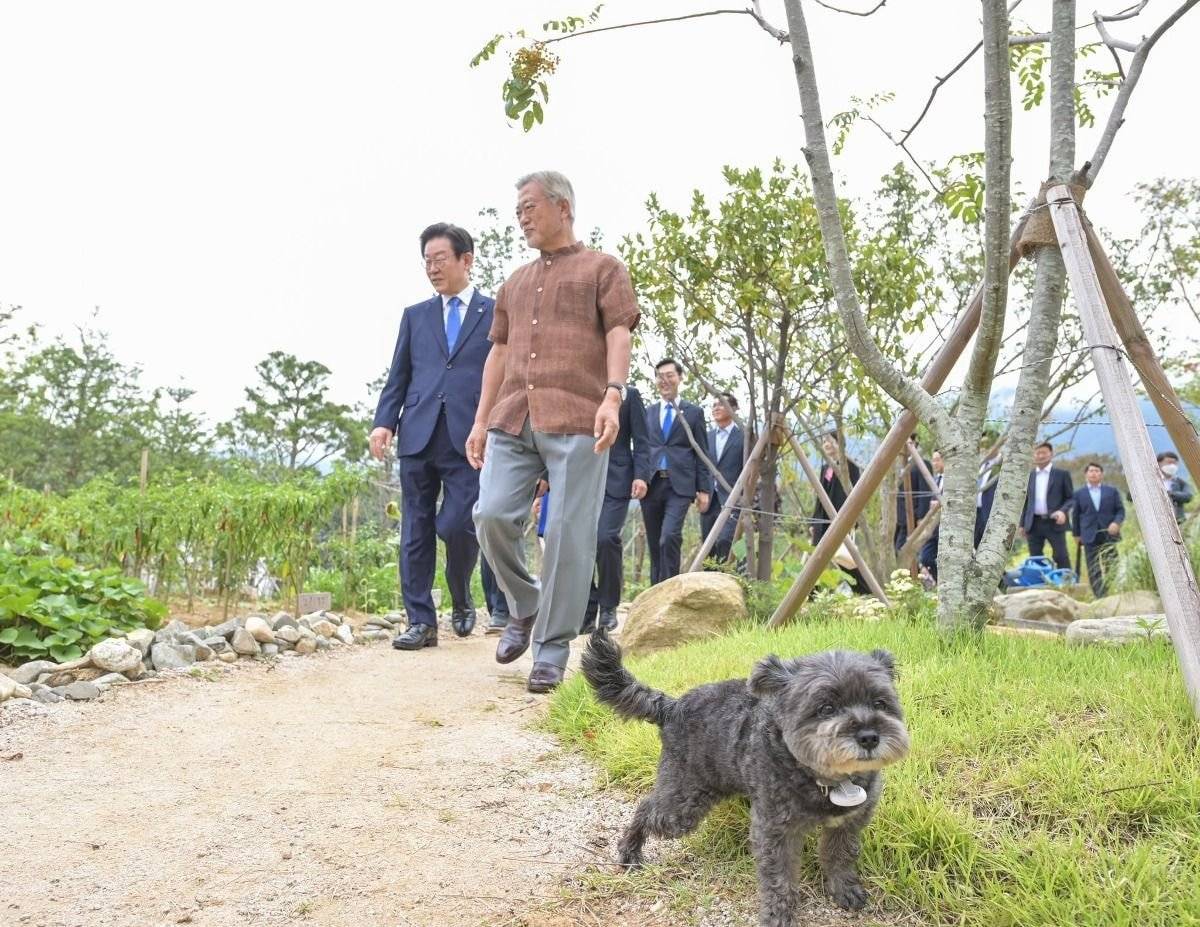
[
  {"left": 659, "top": 403, "right": 674, "bottom": 470},
  {"left": 445, "top": 296, "right": 463, "bottom": 352}
]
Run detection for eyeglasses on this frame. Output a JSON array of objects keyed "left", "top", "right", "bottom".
[{"left": 421, "top": 256, "right": 453, "bottom": 271}]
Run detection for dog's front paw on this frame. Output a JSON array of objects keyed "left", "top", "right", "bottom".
[
  {"left": 826, "top": 877, "right": 868, "bottom": 911},
  {"left": 617, "top": 850, "right": 645, "bottom": 870}
]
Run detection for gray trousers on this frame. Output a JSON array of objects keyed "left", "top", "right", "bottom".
[{"left": 474, "top": 419, "right": 609, "bottom": 669}]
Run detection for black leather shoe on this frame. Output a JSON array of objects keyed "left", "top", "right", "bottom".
[
  {"left": 527, "top": 661, "right": 565, "bottom": 693},
  {"left": 484, "top": 613, "right": 509, "bottom": 636},
  {"left": 579, "top": 605, "right": 598, "bottom": 635},
  {"left": 392, "top": 623, "right": 437, "bottom": 650},
  {"left": 451, "top": 607, "right": 476, "bottom": 638},
  {"left": 598, "top": 607, "right": 619, "bottom": 631},
  {"left": 495, "top": 614, "right": 535, "bottom": 664}
]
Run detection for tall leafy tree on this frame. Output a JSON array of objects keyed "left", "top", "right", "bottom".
[{"left": 219, "top": 351, "right": 361, "bottom": 472}]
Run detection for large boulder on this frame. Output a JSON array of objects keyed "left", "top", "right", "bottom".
[
  {"left": 125, "top": 628, "right": 156, "bottom": 656},
  {"left": 1067, "top": 615, "right": 1170, "bottom": 646},
  {"left": 620, "top": 572, "right": 747, "bottom": 655},
  {"left": 1084, "top": 590, "right": 1163, "bottom": 619},
  {"left": 992, "top": 588, "right": 1081, "bottom": 625}
]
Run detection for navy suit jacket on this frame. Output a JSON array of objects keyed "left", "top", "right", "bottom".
[
  {"left": 645, "top": 399, "right": 713, "bottom": 497},
  {"left": 605, "top": 385, "right": 653, "bottom": 499},
  {"left": 372, "top": 291, "right": 495, "bottom": 458},
  {"left": 1021, "top": 467, "right": 1075, "bottom": 532},
  {"left": 1071, "top": 484, "right": 1125, "bottom": 545},
  {"left": 706, "top": 424, "right": 744, "bottom": 502}
]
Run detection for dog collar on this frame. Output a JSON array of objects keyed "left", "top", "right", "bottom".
[{"left": 817, "top": 778, "right": 868, "bottom": 807}]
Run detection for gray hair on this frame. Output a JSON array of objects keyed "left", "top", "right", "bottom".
[{"left": 516, "top": 170, "right": 575, "bottom": 221}]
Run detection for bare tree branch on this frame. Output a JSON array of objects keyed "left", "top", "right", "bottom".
[
  {"left": 811, "top": 0, "right": 888, "bottom": 15},
  {"left": 1084, "top": 0, "right": 1200, "bottom": 186},
  {"left": 901, "top": 0, "right": 1025, "bottom": 145},
  {"left": 542, "top": 7, "right": 788, "bottom": 46}
]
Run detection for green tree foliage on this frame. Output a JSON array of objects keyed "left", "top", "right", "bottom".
[
  {"left": 621, "top": 162, "right": 941, "bottom": 578},
  {"left": 0, "top": 321, "right": 160, "bottom": 490},
  {"left": 218, "top": 351, "right": 363, "bottom": 472}
]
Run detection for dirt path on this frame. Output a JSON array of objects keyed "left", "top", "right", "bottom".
[{"left": 0, "top": 629, "right": 637, "bottom": 927}]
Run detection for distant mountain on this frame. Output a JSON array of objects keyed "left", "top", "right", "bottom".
[{"left": 1048, "top": 398, "right": 1194, "bottom": 473}]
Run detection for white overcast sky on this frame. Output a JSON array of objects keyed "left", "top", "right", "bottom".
[{"left": 2, "top": 0, "right": 1197, "bottom": 425}]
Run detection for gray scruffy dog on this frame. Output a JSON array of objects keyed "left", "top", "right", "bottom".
[{"left": 581, "top": 629, "right": 910, "bottom": 927}]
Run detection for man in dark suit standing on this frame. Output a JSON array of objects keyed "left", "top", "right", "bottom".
[
  {"left": 580, "top": 386, "right": 651, "bottom": 633},
  {"left": 700, "top": 393, "right": 744, "bottom": 563},
  {"left": 370, "top": 223, "right": 505, "bottom": 650},
  {"left": 1020, "top": 441, "right": 1075, "bottom": 570},
  {"left": 642, "top": 359, "right": 711, "bottom": 584},
  {"left": 1071, "top": 461, "right": 1124, "bottom": 597}
]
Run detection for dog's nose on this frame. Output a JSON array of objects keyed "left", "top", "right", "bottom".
[{"left": 856, "top": 729, "right": 880, "bottom": 751}]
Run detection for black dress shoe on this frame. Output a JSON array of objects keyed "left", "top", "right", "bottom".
[
  {"left": 598, "top": 607, "right": 618, "bottom": 631},
  {"left": 392, "top": 623, "right": 438, "bottom": 650},
  {"left": 495, "top": 614, "right": 535, "bottom": 664},
  {"left": 579, "top": 605, "right": 598, "bottom": 635},
  {"left": 527, "top": 661, "right": 565, "bottom": 693},
  {"left": 451, "top": 607, "right": 476, "bottom": 638}
]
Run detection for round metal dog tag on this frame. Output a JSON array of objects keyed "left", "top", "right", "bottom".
[{"left": 829, "top": 781, "right": 867, "bottom": 807}]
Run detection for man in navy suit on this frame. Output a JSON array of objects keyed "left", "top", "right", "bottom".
[
  {"left": 580, "top": 385, "right": 652, "bottom": 633},
  {"left": 1019, "top": 441, "right": 1075, "bottom": 570},
  {"left": 699, "top": 393, "right": 744, "bottom": 563},
  {"left": 642, "top": 359, "right": 712, "bottom": 584},
  {"left": 1071, "top": 461, "right": 1124, "bottom": 597},
  {"left": 370, "top": 223, "right": 506, "bottom": 650}
]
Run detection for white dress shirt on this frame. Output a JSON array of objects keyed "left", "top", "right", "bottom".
[
  {"left": 714, "top": 424, "right": 734, "bottom": 461},
  {"left": 1033, "top": 465, "right": 1052, "bottom": 515}
]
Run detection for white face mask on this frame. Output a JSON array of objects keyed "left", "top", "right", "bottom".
[{"left": 1162, "top": 463, "right": 1179, "bottom": 478}]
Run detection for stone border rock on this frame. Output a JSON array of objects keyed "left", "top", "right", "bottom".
[{"left": 1, "top": 610, "right": 403, "bottom": 707}]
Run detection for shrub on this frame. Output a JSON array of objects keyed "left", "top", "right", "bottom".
[{"left": 0, "top": 540, "right": 166, "bottom": 663}]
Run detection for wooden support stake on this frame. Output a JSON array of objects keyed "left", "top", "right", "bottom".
[
  {"left": 139, "top": 448, "right": 149, "bottom": 492},
  {"left": 1082, "top": 220, "right": 1200, "bottom": 482},
  {"left": 1049, "top": 184, "right": 1200, "bottom": 717},
  {"left": 688, "top": 426, "right": 772, "bottom": 572},
  {"left": 788, "top": 433, "right": 889, "bottom": 604},
  {"left": 769, "top": 213, "right": 1031, "bottom": 628}
]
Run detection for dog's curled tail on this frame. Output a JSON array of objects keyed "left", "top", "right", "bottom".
[{"left": 581, "top": 628, "right": 675, "bottom": 726}]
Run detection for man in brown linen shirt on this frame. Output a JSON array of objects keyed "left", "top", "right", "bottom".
[{"left": 468, "top": 170, "right": 638, "bottom": 694}]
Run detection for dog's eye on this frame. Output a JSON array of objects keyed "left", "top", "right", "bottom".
[
  {"left": 817, "top": 703, "right": 836, "bottom": 718},
  {"left": 872, "top": 698, "right": 888, "bottom": 710}
]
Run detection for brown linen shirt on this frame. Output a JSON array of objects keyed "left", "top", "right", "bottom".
[{"left": 488, "top": 241, "right": 640, "bottom": 436}]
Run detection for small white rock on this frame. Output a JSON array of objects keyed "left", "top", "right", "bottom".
[
  {"left": 244, "top": 616, "right": 276, "bottom": 643},
  {"left": 88, "top": 639, "right": 144, "bottom": 674}
]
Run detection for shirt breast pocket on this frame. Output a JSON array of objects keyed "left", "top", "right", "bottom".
[{"left": 557, "top": 280, "right": 598, "bottom": 324}]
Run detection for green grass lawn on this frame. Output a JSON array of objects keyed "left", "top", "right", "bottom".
[{"left": 548, "top": 618, "right": 1200, "bottom": 927}]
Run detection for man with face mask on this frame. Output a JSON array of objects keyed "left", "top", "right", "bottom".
[{"left": 1158, "top": 451, "right": 1193, "bottom": 523}]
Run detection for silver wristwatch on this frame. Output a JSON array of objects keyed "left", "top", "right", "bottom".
[{"left": 605, "top": 382, "right": 627, "bottom": 401}]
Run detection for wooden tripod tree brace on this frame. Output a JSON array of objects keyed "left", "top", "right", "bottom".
[
  {"left": 1049, "top": 183, "right": 1200, "bottom": 717},
  {"left": 768, "top": 223, "right": 1030, "bottom": 628},
  {"left": 788, "top": 433, "right": 889, "bottom": 604},
  {"left": 1081, "top": 219, "right": 1200, "bottom": 483}
]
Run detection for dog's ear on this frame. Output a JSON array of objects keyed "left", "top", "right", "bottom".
[
  {"left": 749, "top": 654, "right": 794, "bottom": 696},
  {"left": 870, "top": 648, "right": 897, "bottom": 679}
]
